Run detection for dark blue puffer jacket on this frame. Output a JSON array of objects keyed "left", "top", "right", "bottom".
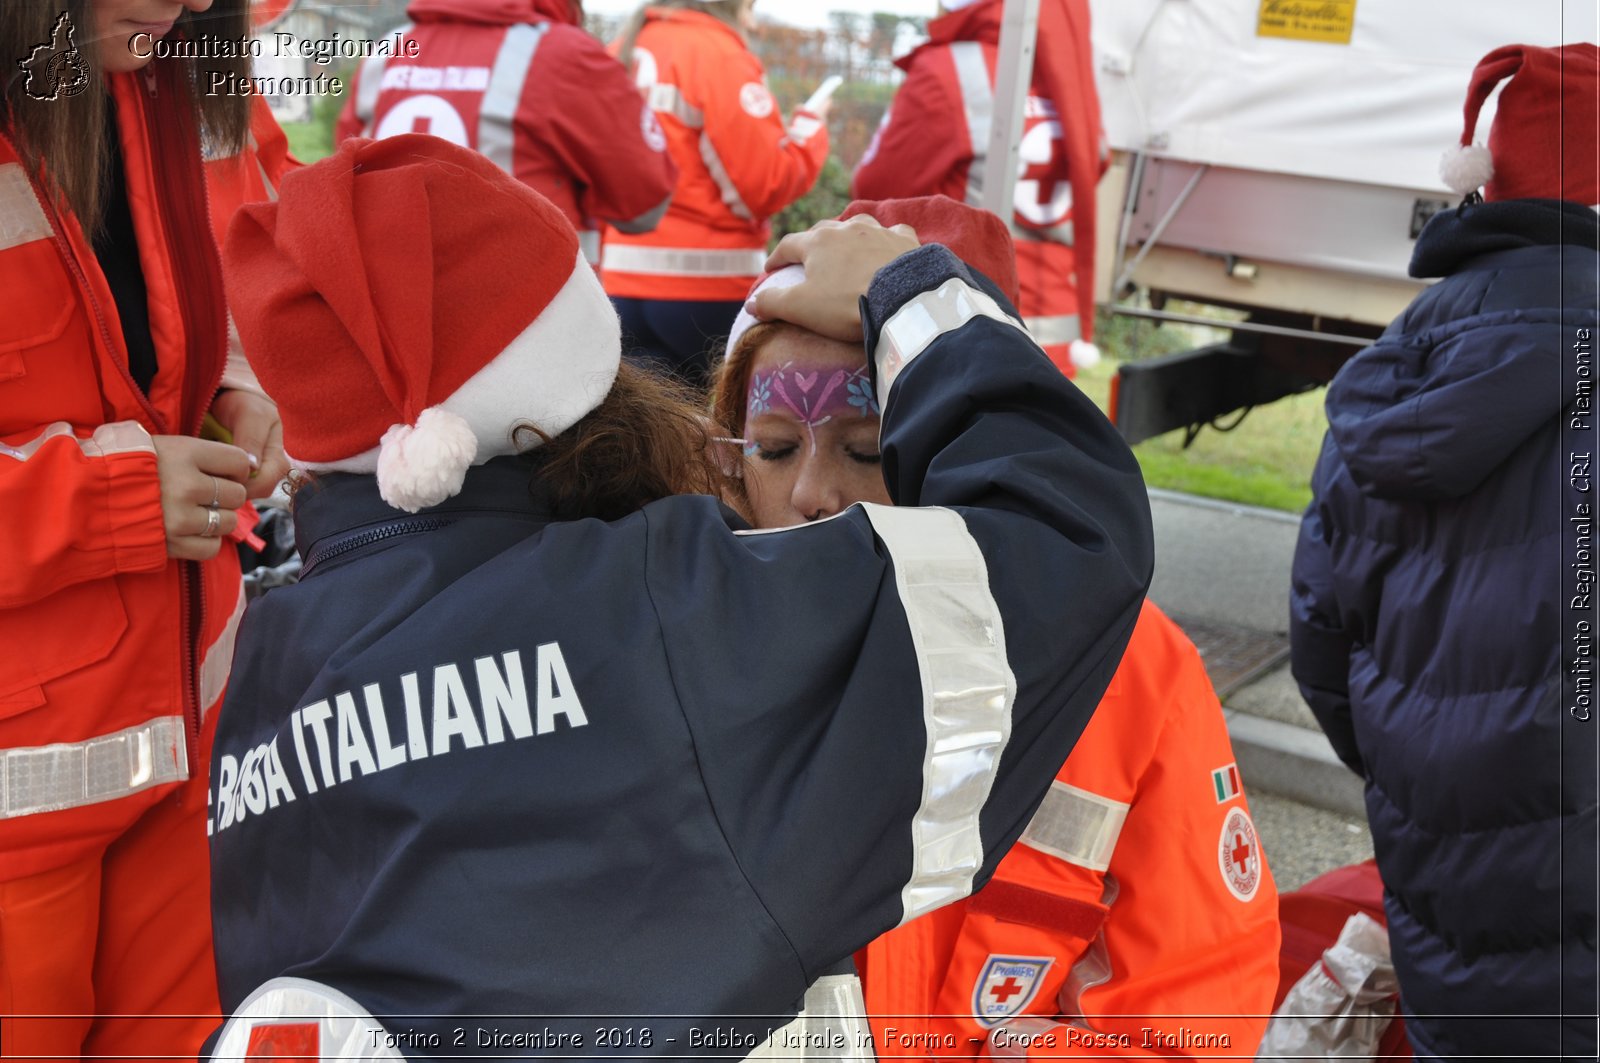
[{"left": 1291, "top": 200, "right": 1598, "bottom": 1059}]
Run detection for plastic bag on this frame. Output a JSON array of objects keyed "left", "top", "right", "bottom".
[{"left": 1257, "top": 911, "right": 1399, "bottom": 1059}]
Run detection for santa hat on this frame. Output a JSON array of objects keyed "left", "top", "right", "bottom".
[
  {"left": 1440, "top": 43, "right": 1600, "bottom": 204},
  {"left": 223, "top": 134, "right": 620, "bottom": 513},
  {"left": 725, "top": 195, "right": 1020, "bottom": 360}
]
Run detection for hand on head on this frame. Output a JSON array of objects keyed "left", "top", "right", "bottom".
[{"left": 747, "top": 216, "right": 919, "bottom": 343}]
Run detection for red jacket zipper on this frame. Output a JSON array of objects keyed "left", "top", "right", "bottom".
[{"left": 143, "top": 66, "right": 233, "bottom": 773}]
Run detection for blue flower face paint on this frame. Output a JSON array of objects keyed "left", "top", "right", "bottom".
[
  {"left": 738, "top": 329, "right": 890, "bottom": 529},
  {"left": 746, "top": 361, "right": 878, "bottom": 456}
]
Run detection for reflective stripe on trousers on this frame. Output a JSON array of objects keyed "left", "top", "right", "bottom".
[
  {"left": 1, "top": 717, "right": 187, "bottom": 819},
  {"left": 1023, "top": 313, "right": 1082, "bottom": 347},
  {"left": 601, "top": 245, "right": 766, "bottom": 277}
]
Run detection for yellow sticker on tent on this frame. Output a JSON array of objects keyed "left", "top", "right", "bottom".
[{"left": 1256, "top": 0, "right": 1356, "bottom": 44}]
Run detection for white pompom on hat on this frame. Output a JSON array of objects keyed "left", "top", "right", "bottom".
[
  {"left": 1069, "top": 339, "right": 1102, "bottom": 369},
  {"left": 1440, "top": 43, "right": 1600, "bottom": 203},
  {"left": 223, "top": 135, "right": 621, "bottom": 513}
]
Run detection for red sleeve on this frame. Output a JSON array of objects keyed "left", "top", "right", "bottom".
[
  {"left": 926, "top": 847, "right": 1110, "bottom": 1046},
  {"left": 0, "top": 424, "right": 167, "bottom": 608},
  {"left": 534, "top": 28, "right": 678, "bottom": 229},
  {"left": 695, "top": 49, "right": 828, "bottom": 221},
  {"left": 851, "top": 50, "right": 968, "bottom": 202},
  {"left": 250, "top": 96, "right": 297, "bottom": 184}
]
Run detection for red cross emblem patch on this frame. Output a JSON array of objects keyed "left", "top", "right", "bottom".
[
  {"left": 1217, "top": 806, "right": 1263, "bottom": 902},
  {"left": 971, "top": 955, "right": 1053, "bottom": 1027}
]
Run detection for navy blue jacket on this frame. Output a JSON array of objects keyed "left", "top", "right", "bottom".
[
  {"left": 1291, "top": 200, "right": 1599, "bottom": 1058},
  {"left": 207, "top": 247, "right": 1153, "bottom": 1059}
]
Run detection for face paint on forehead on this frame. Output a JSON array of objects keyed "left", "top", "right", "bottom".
[{"left": 746, "top": 361, "right": 880, "bottom": 455}]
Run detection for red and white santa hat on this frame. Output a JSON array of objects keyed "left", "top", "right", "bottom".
[
  {"left": 223, "top": 134, "right": 620, "bottom": 513},
  {"left": 1440, "top": 43, "right": 1599, "bottom": 205}
]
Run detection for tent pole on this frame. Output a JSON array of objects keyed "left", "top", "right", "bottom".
[{"left": 980, "top": 0, "right": 1040, "bottom": 221}]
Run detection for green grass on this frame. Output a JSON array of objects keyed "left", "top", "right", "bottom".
[
  {"left": 283, "top": 119, "right": 335, "bottom": 163},
  {"left": 1072, "top": 359, "right": 1327, "bottom": 513}
]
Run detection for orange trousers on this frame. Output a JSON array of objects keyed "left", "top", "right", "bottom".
[{"left": 0, "top": 768, "right": 219, "bottom": 1062}]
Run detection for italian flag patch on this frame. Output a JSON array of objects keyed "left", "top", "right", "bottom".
[{"left": 1212, "top": 763, "right": 1242, "bottom": 803}]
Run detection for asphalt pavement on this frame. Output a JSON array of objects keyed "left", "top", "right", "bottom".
[{"left": 1145, "top": 488, "right": 1375, "bottom": 891}]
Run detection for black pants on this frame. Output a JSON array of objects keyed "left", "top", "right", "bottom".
[{"left": 611, "top": 296, "right": 745, "bottom": 388}]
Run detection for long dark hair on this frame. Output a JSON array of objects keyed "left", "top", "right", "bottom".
[{"left": 1, "top": 0, "right": 253, "bottom": 229}]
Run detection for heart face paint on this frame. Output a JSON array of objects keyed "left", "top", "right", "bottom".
[{"left": 746, "top": 361, "right": 879, "bottom": 455}]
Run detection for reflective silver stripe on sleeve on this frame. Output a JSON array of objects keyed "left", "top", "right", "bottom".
[
  {"left": 578, "top": 229, "right": 601, "bottom": 266},
  {"left": 210, "top": 977, "right": 404, "bottom": 1062},
  {"left": 0, "top": 421, "right": 155, "bottom": 463},
  {"left": 745, "top": 974, "right": 873, "bottom": 1061},
  {"left": 354, "top": 26, "right": 408, "bottom": 134},
  {"left": 874, "top": 277, "right": 1028, "bottom": 410},
  {"left": 647, "top": 82, "right": 704, "bottom": 128},
  {"left": 1, "top": 717, "right": 187, "bottom": 819},
  {"left": 1022, "top": 313, "right": 1082, "bottom": 346},
  {"left": 0, "top": 163, "right": 52, "bottom": 251},
  {"left": 1018, "top": 781, "right": 1130, "bottom": 873},
  {"left": 950, "top": 41, "right": 993, "bottom": 207},
  {"left": 199, "top": 584, "right": 246, "bottom": 720},
  {"left": 699, "top": 136, "right": 755, "bottom": 222},
  {"left": 858, "top": 502, "right": 1016, "bottom": 926},
  {"left": 478, "top": 23, "right": 547, "bottom": 173},
  {"left": 601, "top": 244, "right": 765, "bottom": 277}
]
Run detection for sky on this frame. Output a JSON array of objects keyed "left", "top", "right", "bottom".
[{"left": 582, "top": 0, "right": 937, "bottom": 29}]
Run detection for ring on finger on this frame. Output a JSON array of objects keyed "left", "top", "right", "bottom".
[
  {"left": 209, "top": 475, "right": 221, "bottom": 509},
  {"left": 202, "top": 506, "right": 221, "bottom": 539}
]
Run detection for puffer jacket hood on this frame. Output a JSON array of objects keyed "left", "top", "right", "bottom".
[
  {"left": 1324, "top": 199, "right": 1598, "bottom": 502},
  {"left": 407, "top": 0, "right": 576, "bottom": 26}
]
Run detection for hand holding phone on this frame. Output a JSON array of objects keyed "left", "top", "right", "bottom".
[{"left": 802, "top": 75, "right": 844, "bottom": 117}]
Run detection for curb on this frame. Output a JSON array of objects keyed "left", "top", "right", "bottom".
[
  {"left": 1224, "top": 712, "right": 1367, "bottom": 818},
  {"left": 1147, "top": 486, "right": 1303, "bottom": 526}
]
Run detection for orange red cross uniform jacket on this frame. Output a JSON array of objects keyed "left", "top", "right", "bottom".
[
  {"left": 336, "top": 0, "right": 678, "bottom": 265},
  {"left": 851, "top": 0, "right": 1102, "bottom": 374},
  {"left": 0, "top": 70, "right": 290, "bottom": 880},
  {"left": 857, "top": 602, "right": 1281, "bottom": 1058},
  {"left": 600, "top": 7, "right": 829, "bottom": 303}
]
